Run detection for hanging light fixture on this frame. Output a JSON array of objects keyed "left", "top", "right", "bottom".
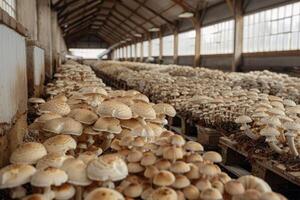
[
  {"left": 148, "top": 27, "right": 160, "bottom": 32},
  {"left": 178, "top": 12, "right": 194, "bottom": 18},
  {"left": 134, "top": 33, "right": 142, "bottom": 37}
]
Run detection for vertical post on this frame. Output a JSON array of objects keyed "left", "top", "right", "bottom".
[
  {"left": 148, "top": 33, "right": 152, "bottom": 59},
  {"left": 134, "top": 42, "right": 137, "bottom": 62},
  {"left": 51, "top": 11, "right": 58, "bottom": 73},
  {"left": 141, "top": 39, "right": 144, "bottom": 61},
  {"left": 173, "top": 25, "right": 179, "bottom": 64},
  {"left": 16, "top": 0, "right": 38, "bottom": 40},
  {"left": 232, "top": 0, "right": 243, "bottom": 72},
  {"left": 159, "top": 31, "right": 163, "bottom": 62},
  {"left": 194, "top": 20, "right": 201, "bottom": 67},
  {"left": 37, "top": 0, "right": 53, "bottom": 80}
]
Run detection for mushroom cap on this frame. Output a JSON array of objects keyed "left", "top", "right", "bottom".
[
  {"left": 85, "top": 187, "right": 125, "bottom": 200},
  {"left": 61, "top": 158, "right": 92, "bottom": 186},
  {"left": 225, "top": 180, "right": 245, "bottom": 195},
  {"left": 163, "top": 146, "right": 184, "bottom": 160},
  {"left": 87, "top": 154, "right": 128, "bottom": 181},
  {"left": 153, "top": 170, "right": 175, "bottom": 186},
  {"left": 123, "top": 183, "right": 143, "bottom": 198},
  {"left": 153, "top": 103, "right": 176, "bottom": 117},
  {"left": 283, "top": 99, "right": 296, "bottom": 107},
  {"left": 120, "top": 119, "right": 140, "bottom": 130},
  {"left": 93, "top": 117, "right": 122, "bottom": 134},
  {"left": 97, "top": 100, "right": 132, "bottom": 120},
  {"left": 53, "top": 183, "right": 76, "bottom": 200},
  {"left": 28, "top": 98, "right": 45, "bottom": 104},
  {"left": 35, "top": 113, "right": 62, "bottom": 123},
  {"left": 237, "top": 175, "right": 271, "bottom": 193},
  {"left": 260, "top": 117, "right": 281, "bottom": 127},
  {"left": 43, "top": 135, "right": 77, "bottom": 154},
  {"left": 78, "top": 151, "right": 100, "bottom": 164},
  {"left": 22, "top": 194, "right": 48, "bottom": 200},
  {"left": 185, "top": 153, "right": 203, "bottom": 163},
  {"left": 79, "top": 87, "right": 107, "bottom": 96},
  {"left": 267, "top": 108, "right": 285, "bottom": 116},
  {"left": 39, "top": 98, "right": 71, "bottom": 116},
  {"left": 36, "top": 153, "right": 71, "bottom": 170},
  {"left": 200, "top": 188, "right": 222, "bottom": 200},
  {"left": 131, "top": 102, "right": 156, "bottom": 119},
  {"left": 235, "top": 115, "right": 252, "bottom": 124},
  {"left": 133, "top": 94, "right": 150, "bottom": 103},
  {"left": 10, "top": 142, "right": 47, "bottom": 164},
  {"left": 127, "top": 162, "right": 145, "bottom": 173},
  {"left": 127, "top": 150, "right": 143, "bottom": 163},
  {"left": 260, "top": 192, "right": 286, "bottom": 200},
  {"left": 131, "top": 124, "right": 156, "bottom": 138},
  {"left": 259, "top": 127, "right": 280, "bottom": 137},
  {"left": 151, "top": 187, "right": 177, "bottom": 200},
  {"left": 185, "top": 163, "right": 200, "bottom": 179},
  {"left": 140, "top": 152, "right": 157, "bottom": 166},
  {"left": 283, "top": 121, "right": 300, "bottom": 131},
  {"left": 199, "top": 164, "right": 221, "bottom": 177},
  {"left": 170, "top": 161, "right": 191, "bottom": 174},
  {"left": 68, "top": 108, "right": 98, "bottom": 125},
  {"left": 183, "top": 184, "right": 200, "bottom": 200},
  {"left": 184, "top": 141, "right": 204, "bottom": 152},
  {"left": 144, "top": 166, "right": 159, "bottom": 179},
  {"left": 0, "top": 164, "right": 36, "bottom": 189},
  {"left": 233, "top": 189, "right": 261, "bottom": 200},
  {"left": 195, "top": 179, "right": 212, "bottom": 191},
  {"left": 170, "top": 134, "right": 185, "bottom": 146},
  {"left": 203, "top": 151, "right": 222, "bottom": 163},
  {"left": 43, "top": 117, "right": 83, "bottom": 136},
  {"left": 171, "top": 175, "right": 190, "bottom": 189},
  {"left": 31, "top": 167, "right": 68, "bottom": 187}
]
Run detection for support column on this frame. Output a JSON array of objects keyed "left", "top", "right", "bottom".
[
  {"left": 51, "top": 11, "right": 58, "bottom": 73},
  {"left": 37, "top": 0, "right": 53, "bottom": 80},
  {"left": 194, "top": 21, "right": 201, "bottom": 67},
  {"left": 140, "top": 40, "right": 144, "bottom": 61},
  {"left": 148, "top": 33, "right": 152, "bottom": 59},
  {"left": 16, "top": 0, "right": 38, "bottom": 40},
  {"left": 232, "top": 0, "right": 243, "bottom": 72},
  {"left": 159, "top": 31, "right": 163, "bottom": 62},
  {"left": 173, "top": 27, "right": 179, "bottom": 64}
]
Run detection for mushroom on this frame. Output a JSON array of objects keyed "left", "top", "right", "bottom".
[
  {"left": 153, "top": 170, "right": 175, "bottom": 187},
  {"left": 260, "top": 127, "right": 284, "bottom": 154},
  {"left": 30, "top": 167, "right": 68, "bottom": 199},
  {"left": 283, "top": 121, "right": 300, "bottom": 157},
  {"left": 10, "top": 142, "right": 47, "bottom": 164},
  {"left": 43, "top": 135, "right": 77, "bottom": 155},
  {"left": 52, "top": 183, "right": 76, "bottom": 200},
  {"left": 61, "top": 158, "right": 92, "bottom": 199},
  {"left": 0, "top": 164, "right": 36, "bottom": 199},
  {"left": 85, "top": 187, "right": 125, "bottom": 200},
  {"left": 151, "top": 187, "right": 177, "bottom": 200},
  {"left": 200, "top": 188, "right": 223, "bottom": 200}
]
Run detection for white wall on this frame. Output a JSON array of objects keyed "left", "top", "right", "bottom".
[{"left": 0, "top": 25, "right": 27, "bottom": 123}]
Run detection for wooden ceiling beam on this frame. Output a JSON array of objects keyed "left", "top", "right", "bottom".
[
  {"left": 98, "top": 29, "right": 122, "bottom": 42},
  {"left": 56, "top": 0, "right": 79, "bottom": 13},
  {"left": 59, "top": 1, "right": 103, "bottom": 25},
  {"left": 63, "top": 14, "right": 95, "bottom": 33},
  {"left": 131, "top": 0, "right": 175, "bottom": 27},
  {"left": 58, "top": 0, "right": 101, "bottom": 19},
  {"left": 117, "top": 0, "right": 159, "bottom": 28},
  {"left": 171, "top": 0, "right": 194, "bottom": 12},
  {"left": 101, "top": 25, "right": 125, "bottom": 39},
  {"left": 113, "top": 9, "right": 146, "bottom": 32}
]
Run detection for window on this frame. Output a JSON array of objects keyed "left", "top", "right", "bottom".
[
  {"left": 69, "top": 48, "right": 107, "bottom": 59},
  {"left": 201, "top": 20, "right": 234, "bottom": 55},
  {"left": 127, "top": 45, "right": 131, "bottom": 58},
  {"left": 163, "top": 35, "right": 174, "bottom": 56},
  {"left": 137, "top": 42, "right": 141, "bottom": 57},
  {"left": 243, "top": 2, "right": 300, "bottom": 52},
  {"left": 120, "top": 48, "right": 123, "bottom": 59},
  {"left": 178, "top": 30, "right": 196, "bottom": 55},
  {"left": 131, "top": 44, "right": 136, "bottom": 58},
  {"left": 0, "top": 0, "right": 16, "bottom": 18},
  {"left": 143, "top": 41, "right": 149, "bottom": 57},
  {"left": 151, "top": 38, "right": 160, "bottom": 57}
]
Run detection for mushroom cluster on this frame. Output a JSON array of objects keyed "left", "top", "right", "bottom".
[
  {"left": 0, "top": 61, "right": 288, "bottom": 199},
  {"left": 94, "top": 61, "right": 300, "bottom": 160}
]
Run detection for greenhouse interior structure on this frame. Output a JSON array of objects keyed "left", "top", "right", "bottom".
[{"left": 0, "top": 0, "right": 300, "bottom": 199}]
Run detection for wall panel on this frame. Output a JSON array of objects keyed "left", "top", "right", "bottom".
[{"left": 0, "top": 24, "right": 27, "bottom": 123}]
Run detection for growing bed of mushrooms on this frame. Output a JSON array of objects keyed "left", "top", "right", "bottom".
[
  {"left": 0, "top": 61, "right": 288, "bottom": 199},
  {"left": 93, "top": 61, "right": 300, "bottom": 168}
]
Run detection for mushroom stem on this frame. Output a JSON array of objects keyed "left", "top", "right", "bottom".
[
  {"left": 75, "top": 186, "right": 82, "bottom": 200},
  {"left": 286, "top": 135, "right": 299, "bottom": 157},
  {"left": 244, "top": 128, "right": 259, "bottom": 140},
  {"left": 10, "top": 186, "right": 26, "bottom": 199},
  {"left": 267, "top": 141, "right": 284, "bottom": 154}
]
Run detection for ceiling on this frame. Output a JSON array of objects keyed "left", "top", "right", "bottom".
[{"left": 52, "top": 0, "right": 224, "bottom": 45}]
